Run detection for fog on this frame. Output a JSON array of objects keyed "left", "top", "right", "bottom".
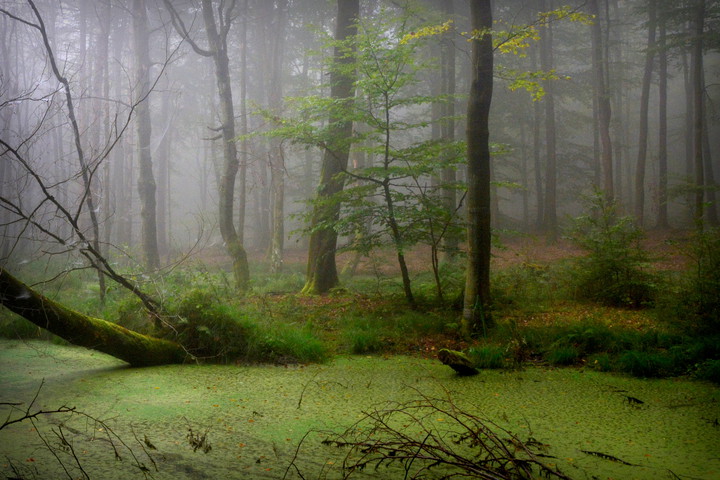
[{"left": 1, "top": 0, "right": 718, "bottom": 274}]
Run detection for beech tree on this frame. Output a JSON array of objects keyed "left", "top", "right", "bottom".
[
  {"left": 302, "top": 0, "right": 359, "bottom": 295},
  {"left": 163, "top": 0, "right": 250, "bottom": 292},
  {"left": 133, "top": 0, "right": 160, "bottom": 270},
  {"left": 462, "top": 0, "right": 494, "bottom": 336}
]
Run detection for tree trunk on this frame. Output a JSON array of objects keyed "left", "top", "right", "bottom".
[
  {"left": 462, "top": 0, "right": 494, "bottom": 336},
  {"left": 539, "top": 0, "right": 557, "bottom": 239},
  {"left": 656, "top": 12, "right": 669, "bottom": 229},
  {"left": 440, "top": 0, "right": 458, "bottom": 260},
  {"left": 268, "top": 0, "right": 288, "bottom": 274},
  {"left": 634, "top": 0, "right": 656, "bottom": 226},
  {"left": 133, "top": 0, "right": 160, "bottom": 270},
  {"left": 302, "top": 0, "right": 359, "bottom": 295},
  {"left": 201, "top": 0, "right": 250, "bottom": 291},
  {"left": 589, "top": 0, "right": 613, "bottom": 200},
  {"left": 692, "top": 0, "right": 705, "bottom": 226},
  {"left": 0, "top": 269, "right": 186, "bottom": 367},
  {"left": 237, "top": 0, "right": 249, "bottom": 242}
]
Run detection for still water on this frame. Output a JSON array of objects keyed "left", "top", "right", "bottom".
[{"left": 1, "top": 340, "right": 718, "bottom": 479}]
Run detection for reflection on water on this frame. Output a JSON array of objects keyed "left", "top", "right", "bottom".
[{"left": 1, "top": 340, "right": 718, "bottom": 479}]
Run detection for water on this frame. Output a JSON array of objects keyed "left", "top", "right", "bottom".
[{"left": 1, "top": 340, "right": 718, "bottom": 479}]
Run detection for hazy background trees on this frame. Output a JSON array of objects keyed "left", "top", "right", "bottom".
[{"left": 1, "top": 0, "right": 718, "bottom": 310}]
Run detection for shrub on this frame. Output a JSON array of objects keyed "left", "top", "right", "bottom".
[
  {"left": 546, "top": 344, "right": 580, "bottom": 366},
  {"left": 468, "top": 345, "right": 506, "bottom": 369},
  {"left": 567, "top": 191, "right": 657, "bottom": 308},
  {"left": 617, "top": 350, "right": 673, "bottom": 378},
  {"left": 170, "top": 288, "right": 253, "bottom": 362},
  {"left": 342, "top": 318, "right": 385, "bottom": 354},
  {"left": 695, "top": 359, "right": 720, "bottom": 384},
  {"left": 588, "top": 352, "right": 613, "bottom": 371},
  {"left": 662, "top": 228, "right": 720, "bottom": 334}
]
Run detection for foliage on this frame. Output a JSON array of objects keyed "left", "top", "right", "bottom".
[
  {"left": 166, "top": 288, "right": 328, "bottom": 364},
  {"left": 468, "top": 344, "right": 507, "bottom": 369},
  {"left": 264, "top": 8, "right": 466, "bottom": 305},
  {"left": 567, "top": 191, "right": 657, "bottom": 308},
  {"left": 672, "top": 227, "right": 720, "bottom": 333}
]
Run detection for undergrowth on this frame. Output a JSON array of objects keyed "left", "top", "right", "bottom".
[{"left": 1, "top": 224, "right": 719, "bottom": 383}]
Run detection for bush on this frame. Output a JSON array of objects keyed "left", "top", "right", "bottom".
[
  {"left": 546, "top": 344, "right": 580, "bottom": 366},
  {"left": 170, "top": 288, "right": 253, "bottom": 362},
  {"left": 695, "top": 359, "right": 720, "bottom": 384},
  {"left": 661, "top": 228, "right": 720, "bottom": 334},
  {"left": 468, "top": 344, "right": 506, "bottom": 369},
  {"left": 342, "top": 317, "right": 385, "bottom": 354},
  {"left": 567, "top": 191, "right": 657, "bottom": 308},
  {"left": 617, "top": 350, "right": 673, "bottom": 378}
]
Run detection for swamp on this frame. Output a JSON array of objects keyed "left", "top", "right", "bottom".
[{"left": 2, "top": 0, "right": 720, "bottom": 478}]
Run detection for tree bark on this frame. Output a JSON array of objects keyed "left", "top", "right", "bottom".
[
  {"left": 539, "top": 0, "right": 557, "bottom": 239},
  {"left": 133, "top": 0, "right": 160, "bottom": 270},
  {"left": 656, "top": 11, "right": 669, "bottom": 229},
  {"left": 0, "top": 269, "right": 187, "bottom": 367},
  {"left": 268, "top": 0, "right": 288, "bottom": 274},
  {"left": 462, "top": 0, "right": 494, "bottom": 336},
  {"left": 201, "top": 0, "right": 250, "bottom": 291},
  {"left": 440, "top": 0, "right": 458, "bottom": 260},
  {"left": 302, "top": 0, "right": 359, "bottom": 295},
  {"left": 589, "top": 0, "right": 613, "bottom": 200},
  {"left": 692, "top": 0, "right": 705, "bottom": 226},
  {"left": 634, "top": 0, "right": 656, "bottom": 226}
]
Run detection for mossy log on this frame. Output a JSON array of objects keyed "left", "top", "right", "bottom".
[
  {"left": 438, "top": 348, "right": 479, "bottom": 376},
  {"left": 0, "top": 268, "right": 188, "bottom": 367}
]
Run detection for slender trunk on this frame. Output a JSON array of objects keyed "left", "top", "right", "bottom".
[
  {"left": 302, "top": 0, "right": 359, "bottom": 295},
  {"left": 634, "top": 1, "right": 656, "bottom": 225},
  {"left": 462, "top": 0, "right": 494, "bottom": 336},
  {"left": 27, "top": 0, "right": 106, "bottom": 299},
  {"left": 238, "top": 0, "right": 249, "bottom": 242},
  {"left": 590, "top": 0, "right": 613, "bottom": 200},
  {"left": 683, "top": 46, "right": 694, "bottom": 222},
  {"left": 539, "top": 0, "right": 557, "bottom": 239},
  {"left": 656, "top": 14, "right": 669, "bottom": 229},
  {"left": 531, "top": 47, "right": 544, "bottom": 229},
  {"left": 201, "top": 0, "right": 250, "bottom": 291},
  {"left": 692, "top": 0, "right": 705, "bottom": 226},
  {"left": 268, "top": 0, "right": 288, "bottom": 273},
  {"left": 133, "top": 0, "right": 160, "bottom": 270},
  {"left": 440, "top": 0, "right": 458, "bottom": 260}
]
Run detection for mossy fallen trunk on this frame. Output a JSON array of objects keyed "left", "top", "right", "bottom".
[{"left": 0, "top": 268, "right": 187, "bottom": 367}]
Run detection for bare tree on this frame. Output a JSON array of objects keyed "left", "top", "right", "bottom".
[{"left": 163, "top": 0, "right": 250, "bottom": 292}]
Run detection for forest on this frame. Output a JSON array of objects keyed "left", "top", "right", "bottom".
[{"left": 1, "top": 0, "right": 719, "bottom": 479}]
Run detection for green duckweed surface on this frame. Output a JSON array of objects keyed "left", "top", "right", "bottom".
[{"left": 1, "top": 340, "right": 718, "bottom": 479}]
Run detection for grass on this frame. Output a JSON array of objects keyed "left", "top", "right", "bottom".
[{"left": 1, "top": 231, "right": 719, "bottom": 383}]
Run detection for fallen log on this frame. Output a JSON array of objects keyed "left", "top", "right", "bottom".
[{"left": 0, "top": 268, "right": 187, "bottom": 367}]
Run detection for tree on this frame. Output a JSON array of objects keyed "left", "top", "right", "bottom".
[
  {"left": 692, "top": 0, "right": 706, "bottom": 226},
  {"left": 133, "top": 0, "right": 160, "bottom": 270},
  {"left": 634, "top": 0, "right": 656, "bottom": 226},
  {"left": 163, "top": 0, "right": 250, "bottom": 292},
  {"left": 656, "top": 5, "right": 670, "bottom": 229},
  {"left": 539, "top": 0, "right": 558, "bottom": 239},
  {"left": 267, "top": 0, "right": 289, "bottom": 273},
  {"left": 589, "top": 0, "right": 614, "bottom": 200},
  {"left": 301, "top": 0, "right": 359, "bottom": 295},
  {"left": 462, "top": 0, "right": 494, "bottom": 336}
]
